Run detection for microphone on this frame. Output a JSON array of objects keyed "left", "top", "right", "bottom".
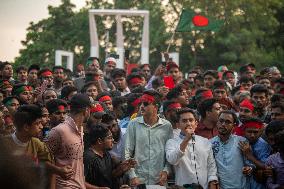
[{"left": 191, "top": 133, "right": 195, "bottom": 141}]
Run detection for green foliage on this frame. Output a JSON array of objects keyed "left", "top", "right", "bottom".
[{"left": 14, "top": 0, "right": 284, "bottom": 73}]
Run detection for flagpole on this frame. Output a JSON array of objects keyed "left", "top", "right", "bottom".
[{"left": 166, "top": 32, "right": 176, "bottom": 53}]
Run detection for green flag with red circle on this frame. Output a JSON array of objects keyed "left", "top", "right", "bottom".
[{"left": 175, "top": 9, "right": 223, "bottom": 32}]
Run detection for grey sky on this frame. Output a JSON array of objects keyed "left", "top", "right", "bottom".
[{"left": 0, "top": 0, "right": 85, "bottom": 61}]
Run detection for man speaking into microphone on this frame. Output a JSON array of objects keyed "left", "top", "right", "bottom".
[{"left": 166, "top": 108, "right": 219, "bottom": 189}]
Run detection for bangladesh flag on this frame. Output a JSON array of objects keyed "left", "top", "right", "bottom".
[{"left": 175, "top": 9, "right": 223, "bottom": 32}]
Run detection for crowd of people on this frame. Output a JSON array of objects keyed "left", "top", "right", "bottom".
[{"left": 0, "top": 55, "right": 284, "bottom": 189}]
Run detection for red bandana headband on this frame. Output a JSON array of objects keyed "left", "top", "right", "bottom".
[
  {"left": 99, "top": 95, "right": 112, "bottom": 102},
  {"left": 41, "top": 71, "right": 53, "bottom": 77},
  {"left": 240, "top": 99, "right": 254, "bottom": 111},
  {"left": 140, "top": 94, "right": 155, "bottom": 103},
  {"left": 15, "top": 85, "right": 33, "bottom": 95},
  {"left": 202, "top": 90, "right": 213, "bottom": 99},
  {"left": 90, "top": 104, "right": 104, "bottom": 113},
  {"left": 129, "top": 77, "right": 143, "bottom": 85},
  {"left": 131, "top": 98, "right": 141, "bottom": 107},
  {"left": 166, "top": 63, "right": 179, "bottom": 72},
  {"left": 243, "top": 122, "right": 263, "bottom": 129},
  {"left": 168, "top": 103, "right": 181, "bottom": 110},
  {"left": 58, "top": 105, "right": 65, "bottom": 111}
]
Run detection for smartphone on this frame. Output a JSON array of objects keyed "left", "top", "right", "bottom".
[{"left": 163, "top": 76, "right": 175, "bottom": 89}]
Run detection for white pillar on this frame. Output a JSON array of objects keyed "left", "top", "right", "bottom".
[
  {"left": 89, "top": 12, "right": 99, "bottom": 58},
  {"left": 116, "top": 15, "right": 124, "bottom": 68},
  {"left": 141, "top": 14, "right": 149, "bottom": 64}
]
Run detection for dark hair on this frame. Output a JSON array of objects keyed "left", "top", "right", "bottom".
[
  {"left": 112, "top": 96, "right": 127, "bottom": 107},
  {"left": 110, "top": 68, "right": 126, "bottom": 80},
  {"left": 163, "top": 100, "right": 179, "bottom": 113},
  {"left": 46, "top": 99, "right": 68, "bottom": 114},
  {"left": 126, "top": 73, "right": 143, "bottom": 85},
  {"left": 271, "top": 94, "right": 284, "bottom": 105},
  {"left": 143, "top": 89, "right": 162, "bottom": 105},
  {"left": 239, "top": 76, "right": 254, "bottom": 84},
  {"left": 271, "top": 103, "right": 284, "bottom": 113},
  {"left": 61, "top": 86, "right": 77, "bottom": 100},
  {"left": 14, "top": 105, "right": 42, "bottom": 130},
  {"left": 265, "top": 120, "right": 284, "bottom": 136},
  {"left": 126, "top": 93, "right": 142, "bottom": 115},
  {"left": 218, "top": 110, "right": 239, "bottom": 125},
  {"left": 101, "top": 113, "right": 116, "bottom": 124},
  {"left": 213, "top": 80, "right": 228, "bottom": 91},
  {"left": 250, "top": 84, "right": 269, "bottom": 97},
  {"left": 52, "top": 66, "right": 65, "bottom": 72},
  {"left": 203, "top": 70, "right": 218, "bottom": 79},
  {"left": 0, "top": 62, "right": 11, "bottom": 71},
  {"left": 275, "top": 130, "right": 284, "bottom": 152},
  {"left": 28, "top": 64, "right": 40, "bottom": 73},
  {"left": 81, "top": 81, "right": 97, "bottom": 93},
  {"left": 152, "top": 77, "right": 164, "bottom": 89},
  {"left": 177, "top": 108, "right": 198, "bottom": 122},
  {"left": 197, "top": 98, "right": 218, "bottom": 119},
  {"left": 166, "top": 85, "right": 185, "bottom": 100},
  {"left": 259, "top": 67, "right": 271, "bottom": 75},
  {"left": 16, "top": 66, "right": 27, "bottom": 74},
  {"left": 96, "top": 91, "right": 112, "bottom": 101},
  {"left": 222, "top": 70, "right": 234, "bottom": 79},
  {"left": 88, "top": 123, "right": 110, "bottom": 145},
  {"left": 274, "top": 77, "right": 284, "bottom": 84},
  {"left": 38, "top": 68, "right": 52, "bottom": 78}
]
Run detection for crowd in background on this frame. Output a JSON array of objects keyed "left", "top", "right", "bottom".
[{"left": 0, "top": 54, "right": 284, "bottom": 189}]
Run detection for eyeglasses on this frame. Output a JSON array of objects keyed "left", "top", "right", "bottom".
[{"left": 218, "top": 118, "right": 234, "bottom": 125}]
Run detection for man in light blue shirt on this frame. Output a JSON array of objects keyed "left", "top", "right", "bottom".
[
  {"left": 211, "top": 110, "right": 252, "bottom": 189},
  {"left": 124, "top": 90, "right": 173, "bottom": 187}
]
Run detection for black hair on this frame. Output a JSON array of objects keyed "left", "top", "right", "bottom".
[
  {"left": 14, "top": 104, "right": 42, "bottom": 130},
  {"left": 126, "top": 73, "right": 143, "bottom": 85},
  {"left": 166, "top": 85, "right": 185, "bottom": 100},
  {"left": 112, "top": 96, "right": 127, "bottom": 107},
  {"left": 218, "top": 110, "right": 239, "bottom": 125},
  {"left": 52, "top": 66, "right": 65, "bottom": 72},
  {"left": 271, "top": 103, "right": 284, "bottom": 113},
  {"left": 96, "top": 91, "right": 112, "bottom": 101},
  {"left": 197, "top": 98, "right": 218, "bottom": 119},
  {"left": 101, "top": 113, "right": 116, "bottom": 124},
  {"left": 152, "top": 77, "right": 164, "bottom": 89},
  {"left": 271, "top": 94, "right": 284, "bottom": 105},
  {"left": 28, "top": 64, "right": 40, "bottom": 73},
  {"left": 275, "top": 130, "right": 284, "bottom": 152},
  {"left": 265, "top": 120, "right": 284, "bottom": 136},
  {"left": 16, "top": 66, "right": 28, "bottom": 74},
  {"left": 213, "top": 80, "right": 228, "bottom": 91},
  {"left": 259, "top": 67, "right": 271, "bottom": 76},
  {"left": 176, "top": 108, "right": 198, "bottom": 122},
  {"left": 163, "top": 100, "right": 179, "bottom": 113},
  {"left": 203, "top": 70, "right": 218, "bottom": 79},
  {"left": 126, "top": 93, "right": 142, "bottom": 116},
  {"left": 88, "top": 123, "right": 110, "bottom": 145},
  {"left": 274, "top": 77, "right": 284, "bottom": 84},
  {"left": 250, "top": 84, "right": 269, "bottom": 97},
  {"left": 0, "top": 62, "right": 11, "bottom": 71},
  {"left": 61, "top": 86, "right": 77, "bottom": 100},
  {"left": 239, "top": 65, "right": 250, "bottom": 74},
  {"left": 45, "top": 99, "right": 68, "bottom": 114},
  {"left": 81, "top": 81, "right": 97, "bottom": 93},
  {"left": 110, "top": 68, "right": 126, "bottom": 80},
  {"left": 222, "top": 70, "right": 234, "bottom": 79},
  {"left": 239, "top": 76, "right": 255, "bottom": 84}
]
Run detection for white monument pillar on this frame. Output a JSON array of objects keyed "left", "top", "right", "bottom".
[
  {"left": 116, "top": 15, "right": 124, "bottom": 68},
  {"left": 55, "top": 50, "right": 74, "bottom": 71},
  {"left": 89, "top": 12, "right": 99, "bottom": 58},
  {"left": 141, "top": 14, "right": 149, "bottom": 64}
]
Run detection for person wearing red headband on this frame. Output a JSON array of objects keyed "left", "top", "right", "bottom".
[
  {"left": 46, "top": 99, "right": 68, "bottom": 128},
  {"left": 12, "top": 84, "right": 34, "bottom": 105},
  {"left": 126, "top": 73, "right": 145, "bottom": 91},
  {"left": 38, "top": 68, "right": 54, "bottom": 88},
  {"left": 166, "top": 61, "right": 181, "bottom": 84},
  {"left": 96, "top": 92, "right": 113, "bottom": 111},
  {"left": 212, "top": 80, "right": 229, "bottom": 100},
  {"left": 239, "top": 118, "right": 271, "bottom": 189},
  {"left": 124, "top": 89, "right": 173, "bottom": 186},
  {"left": 163, "top": 100, "right": 182, "bottom": 138}
]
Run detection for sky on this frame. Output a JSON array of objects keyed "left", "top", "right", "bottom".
[{"left": 0, "top": 0, "right": 86, "bottom": 62}]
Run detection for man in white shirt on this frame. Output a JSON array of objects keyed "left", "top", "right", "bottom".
[{"left": 165, "top": 108, "right": 219, "bottom": 189}]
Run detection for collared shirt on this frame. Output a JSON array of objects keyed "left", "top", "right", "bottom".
[
  {"left": 265, "top": 152, "right": 284, "bottom": 189},
  {"left": 195, "top": 122, "right": 218, "bottom": 139},
  {"left": 120, "top": 87, "right": 131, "bottom": 96},
  {"left": 210, "top": 135, "right": 248, "bottom": 189},
  {"left": 247, "top": 137, "right": 271, "bottom": 189},
  {"left": 46, "top": 116, "right": 85, "bottom": 189},
  {"left": 124, "top": 116, "right": 173, "bottom": 184},
  {"left": 119, "top": 116, "right": 130, "bottom": 135},
  {"left": 166, "top": 134, "right": 218, "bottom": 189},
  {"left": 110, "top": 131, "right": 125, "bottom": 160}
]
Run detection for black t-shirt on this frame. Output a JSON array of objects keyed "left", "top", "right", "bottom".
[{"left": 84, "top": 148, "right": 117, "bottom": 188}]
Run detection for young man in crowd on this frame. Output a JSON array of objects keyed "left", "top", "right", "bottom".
[
  {"left": 0, "top": 61, "right": 14, "bottom": 83},
  {"left": 124, "top": 90, "right": 173, "bottom": 186},
  {"left": 212, "top": 80, "right": 229, "bottom": 100},
  {"left": 203, "top": 70, "right": 218, "bottom": 89},
  {"left": 27, "top": 64, "right": 40, "bottom": 87},
  {"left": 84, "top": 123, "right": 136, "bottom": 189},
  {"left": 46, "top": 99, "right": 68, "bottom": 128},
  {"left": 53, "top": 66, "right": 66, "bottom": 94},
  {"left": 15, "top": 66, "right": 28, "bottom": 84},
  {"left": 163, "top": 100, "right": 182, "bottom": 138},
  {"left": 211, "top": 110, "right": 252, "bottom": 189},
  {"left": 196, "top": 98, "right": 222, "bottom": 139},
  {"left": 46, "top": 94, "right": 96, "bottom": 189},
  {"left": 223, "top": 70, "right": 236, "bottom": 88},
  {"left": 110, "top": 68, "right": 130, "bottom": 96},
  {"left": 271, "top": 102, "right": 284, "bottom": 121},
  {"left": 166, "top": 85, "right": 189, "bottom": 107},
  {"left": 239, "top": 76, "right": 254, "bottom": 91},
  {"left": 166, "top": 108, "right": 219, "bottom": 189},
  {"left": 239, "top": 118, "right": 271, "bottom": 189}
]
